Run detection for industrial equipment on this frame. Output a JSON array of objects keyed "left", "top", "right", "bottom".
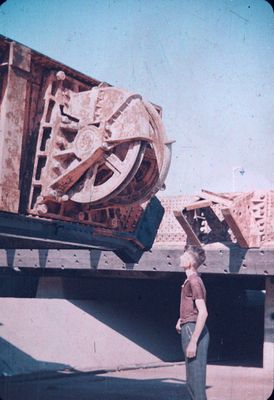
[{"left": 0, "top": 36, "right": 172, "bottom": 261}]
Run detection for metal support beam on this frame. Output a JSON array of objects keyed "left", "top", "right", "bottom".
[
  {"left": 0, "top": 42, "right": 31, "bottom": 212},
  {"left": 173, "top": 210, "right": 201, "bottom": 246},
  {"left": 0, "top": 211, "right": 144, "bottom": 263},
  {"left": 0, "top": 196, "right": 164, "bottom": 263},
  {"left": 0, "top": 242, "right": 273, "bottom": 276}
]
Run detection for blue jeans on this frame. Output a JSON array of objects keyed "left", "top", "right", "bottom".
[{"left": 181, "top": 322, "right": 209, "bottom": 400}]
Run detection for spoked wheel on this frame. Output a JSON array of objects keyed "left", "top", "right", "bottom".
[
  {"left": 30, "top": 80, "right": 172, "bottom": 219},
  {"left": 69, "top": 140, "right": 146, "bottom": 204}
]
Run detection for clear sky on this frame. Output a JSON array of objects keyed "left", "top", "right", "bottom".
[{"left": 0, "top": 0, "right": 273, "bottom": 195}]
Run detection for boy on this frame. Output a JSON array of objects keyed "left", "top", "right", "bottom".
[{"left": 176, "top": 245, "right": 209, "bottom": 400}]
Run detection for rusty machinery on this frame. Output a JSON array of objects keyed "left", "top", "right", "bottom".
[
  {"left": 0, "top": 36, "right": 172, "bottom": 261},
  {"left": 167, "top": 189, "right": 274, "bottom": 249}
]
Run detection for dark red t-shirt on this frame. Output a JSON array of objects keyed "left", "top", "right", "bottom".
[{"left": 180, "top": 273, "right": 206, "bottom": 325}]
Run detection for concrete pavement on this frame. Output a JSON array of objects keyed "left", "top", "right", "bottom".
[{"left": 0, "top": 363, "right": 272, "bottom": 400}]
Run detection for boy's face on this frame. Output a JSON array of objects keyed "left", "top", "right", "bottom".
[{"left": 179, "top": 252, "right": 192, "bottom": 271}]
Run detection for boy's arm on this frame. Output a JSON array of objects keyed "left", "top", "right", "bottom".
[
  {"left": 186, "top": 299, "right": 208, "bottom": 358},
  {"left": 176, "top": 317, "right": 182, "bottom": 333}
]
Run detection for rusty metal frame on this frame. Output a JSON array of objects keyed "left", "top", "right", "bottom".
[
  {"left": 173, "top": 210, "right": 201, "bottom": 246},
  {"left": 0, "top": 244, "right": 273, "bottom": 276},
  {"left": 0, "top": 36, "right": 171, "bottom": 264},
  {"left": 0, "top": 196, "right": 164, "bottom": 263},
  {"left": 170, "top": 190, "right": 274, "bottom": 249}
]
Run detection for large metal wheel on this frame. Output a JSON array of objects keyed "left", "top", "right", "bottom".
[
  {"left": 67, "top": 140, "right": 146, "bottom": 204},
  {"left": 30, "top": 79, "right": 172, "bottom": 217}
]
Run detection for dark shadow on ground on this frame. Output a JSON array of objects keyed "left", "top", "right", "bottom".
[
  {"left": 0, "top": 272, "right": 264, "bottom": 372},
  {"left": 66, "top": 274, "right": 265, "bottom": 367},
  {"left": 0, "top": 336, "right": 71, "bottom": 377},
  {"left": 68, "top": 277, "right": 183, "bottom": 363},
  {"left": 0, "top": 370, "right": 190, "bottom": 400},
  {"left": 69, "top": 297, "right": 182, "bottom": 363}
]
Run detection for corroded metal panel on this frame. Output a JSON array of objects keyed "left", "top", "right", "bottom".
[
  {"left": 0, "top": 36, "right": 171, "bottom": 223},
  {"left": 9, "top": 40, "right": 31, "bottom": 71},
  {"left": 155, "top": 195, "right": 197, "bottom": 244},
  {"left": 0, "top": 42, "right": 31, "bottom": 212},
  {"left": 158, "top": 191, "right": 274, "bottom": 250},
  {"left": 0, "top": 36, "right": 171, "bottom": 259},
  {"left": 222, "top": 190, "right": 274, "bottom": 247},
  {"left": 0, "top": 244, "right": 273, "bottom": 275},
  {"left": 28, "top": 76, "right": 171, "bottom": 222},
  {"left": 0, "top": 196, "right": 163, "bottom": 263}
]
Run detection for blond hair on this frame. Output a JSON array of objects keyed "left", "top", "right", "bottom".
[{"left": 184, "top": 245, "right": 206, "bottom": 269}]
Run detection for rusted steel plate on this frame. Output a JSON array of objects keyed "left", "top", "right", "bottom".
[
  {"left": 185, "top": 200, "right": 212, "bottom": 211},
  {"left": 199, "top": 189, "right": 233, "bottom": 208},
  {"left": 222, "top": 191, "right": 274, "bottom": 248},
  {"left": 0, "top": 244, "right": 273, "bottom": 276},
  {"left": 173, "top": 210, "right": 201, "bottom": 246},
  {"left": 0, "top": 36, "right": 170, "bottom": 256},
  {"left": 160, "top": 192, "right": 274, "bottom": 250},
  {"left": 0, "top": 42, "right": 31, "bottom": 212},
  {"left": 9, "top": 41, "right": 31, "bottom": 72},
  {"left": 28, "top": 79, "right": 171, "bottom": 220},
  {"left": 0, "top": 197, "right": 163, "bottom": 263}
]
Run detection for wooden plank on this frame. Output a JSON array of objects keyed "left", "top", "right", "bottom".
[
  {"left": 184, "top": 200, "right": 212, "bottom": 211},
  {"left": 222, "top": 208, "right": 249, "bottom": 247},
  {"left": 200, "top": 189, "right": 233, "bottom": 208},
  {"left": 173, "top": 210, "right": 201, "bottom": 246}
]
